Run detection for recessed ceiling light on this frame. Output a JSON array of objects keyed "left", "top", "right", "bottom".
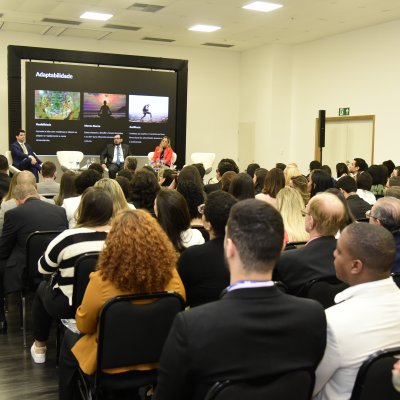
[
  {"left": 189, "top": 25, "right": 221, "bottom": 32},
  {"left": 80, "top": 11, "right": 113, "bottom": 21},
  {"left": 242, "top": 1, "right": 283, "bottom": 12}
]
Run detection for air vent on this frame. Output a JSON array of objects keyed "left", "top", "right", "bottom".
[
  {"left": 42, "top": 18, "right": 81, "bottom": 26},
  {"left": 128, "top": 3, "right": 165, "bottom": 12},
  {"left": 103, "top": 24, "right": 141, "bottom": 31},
  {"left": 142, "top": 37, "right": 175, "bottom": 43},
  {"left": 203, "top": 42, "right": 234, "bottom": 48}
]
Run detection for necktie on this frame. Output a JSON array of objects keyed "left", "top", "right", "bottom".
[
  {"left": 116, "top": 145, "right": 121, "bottom": 166},
  {"left": 21, "top": 142, "right": 28, "bottom": 154}
]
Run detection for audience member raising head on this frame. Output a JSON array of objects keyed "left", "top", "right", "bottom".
[
  {"left": 256, "top": 167, "right": 285, "bottom": 207},
  {"left": 221, "top": 171, "right": 237, "bottom": 192},
  {"left": 130, "top": 168, "right": 160, "bottom": 214},
  {"left": 31, "top": 187, "right": 113, "bottom": 364},
  {"left": 229, "top": 172, "right": 255, "bottom": 201},
  {"left": 59, "top": 209, "right": 185, "bottom": 398},
  {"left": 155, "top": 188, "right": 204, "bottom": 253},
  {"left": 276, "top": 187, "right": 309, "bottom": 243},
  {"left": 313, "top": 222, "right": 400, "bottom": 400},
  {"left": 178, "top": 191, "right": 237, "bottom": 307},
  {"left": 253, "top": 168, "right": 268, "bottom": 195}
]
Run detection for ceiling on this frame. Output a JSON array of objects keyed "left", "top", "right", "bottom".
[{"left": 1, "top": 0, "right": 400, "bottom": 52}]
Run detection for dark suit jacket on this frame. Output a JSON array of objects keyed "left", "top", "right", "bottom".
[
  {"left": 0, "top": 198, "right": 68, "bottom": 293},
  {"left": 204, "top": 181, "right": 222, "bottom": 194},
  {"left": 273, "top": 236, "right": 337, "bottom": 294},
  {"left": 0, "top": 173, "right": 11, "bottom": 202},
  {"left": 154, "top": 286, "right": 327, "bottom": 400},
  {"left": 10, "top": 141, "right": 42, "bottom": 169},
  {"left": 100, "top": 144, "right": 131, "bottom": 166},
  {"left": 346, "top": 194, "right": 371, "bottom": 220}
]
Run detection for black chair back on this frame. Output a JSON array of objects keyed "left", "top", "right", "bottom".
[
  {"left": 285, "top": 241, "right": 307, "bottom": 251},
  {"left": 297, "top": 277, "right": 349, "bottom": 309},
  {"left": 391, "top": 272, "right": 400, "bottom": 288},
  {"left": 72, "top": 252, "right": 100, "bottom": 312},
  {"left": 26, "top": 230, "right": 63, "bottom": 286},
  {"left": 204, "top": 369, "right": 314, "bottom": 400},
  {"left": 350, "top": 347, "right": 400, "bottom": 400}
]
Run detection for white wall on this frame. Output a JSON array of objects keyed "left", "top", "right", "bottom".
[{"left": 0, "top": 31, "right": 240, "bottom": 168}]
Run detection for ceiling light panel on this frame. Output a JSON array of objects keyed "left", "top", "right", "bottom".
[
  {"left": 80, "top": 12, "right": 113, "bottom": 21},
  {"left": 189, "top": 24, "right": 221, "bottom": 32},
  {"left": 243, "top": 1, "right": 283, "bottom": 13}
]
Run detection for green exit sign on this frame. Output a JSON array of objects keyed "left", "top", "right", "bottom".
[{"left": 339, "top": 107, "right": 350, "bottom": 116}]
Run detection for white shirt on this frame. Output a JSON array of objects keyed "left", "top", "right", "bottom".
[
  {"left": 62, "top": 195, "right": 82, "bottom": 228},
  {"left": 356, "top": 189, "right": 376, "bottom": 205},
  {"left": 313, "top": 278, "right": 400, "bottom": 400},
  {"left": 180, "top": 228, "right": 205, "bottom": 248}
]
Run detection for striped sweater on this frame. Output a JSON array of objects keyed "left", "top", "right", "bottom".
[{"left": 38, "top": 227, "right": 108, "bottom": 305}]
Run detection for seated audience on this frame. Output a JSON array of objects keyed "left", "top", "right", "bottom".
[
  {"left": 289, "top": 174, "right": 310, "bottom": 205},
  {"left": 391, "top": 166, "right": 400, "bottom": 177},
  {"left": 336, "top": 175, "right": 371, "bottom": 220},
  {"left": 87, "top": 162, "right": 104, "bottom": 178},
  {"left": 253, "top": 167, "right": 268, "bottom": 195},
  {"left": 309, "top": 169, "right": 334, "bottom": 197},
  {"left": 325, "top": 188, "right": 356, "bottom": 233},
  {"left": 178, "top": 191, "right": 237, "bottom": 307},
  {"left": 273, "top": 192, "right": 346, "bottom": 294},
  {"left": 130, "top": 168, "right": 160, "bottom": 215},
  {"left": 0, "top": 183, "right": 68, "bottom": 332},
  {"left": 221, "top": 171, "right": 236, "bottom": 192},
  {"left": 275, "top": 162, "right": 286, "bottom": 171},
  {"left": 386, "top": 186, "right": 400, "bottom": 199},
  {"left": 349, "top": 158, "right": 368, "bottom": 178},
  {"left": 54, "top": 171, "right": 77, "bottom": 206},
  {"left": 155, "top": 189, "right": 204, "bottom": 252},
  {"left": 178, "top": 165, "right": 204, "bottom": 189},
  {"left": 154, "top": 199, "right": 326, "bottom": 400},
  {"left": 335, "top": 162, "right": 349, "bottom": 179},
  {"left": 284, "top": 163, "right": 302, "bottom": 186},
  {"left": 117, "top": 168, "right": 134, "bottom": 181},
  {"left": 356, "top": 172, "right": 376, "bottom": 205},
  {"left": 37, "top": 161, "right": 60, "bottom": 196},
  {"left": 58, "top": 209, "right": 185, "bottom": 400},
  {"left": 313, "top": 223, "right": 400, "bottom": 400},
  {"left": 245, "top": 163, "right": 260, "bottom": 179},
  {"left": 388, "top": 176, "right": 400, "bottom": 187},
  {"left": 62, "top": 169, "right": 102, "bottom": 228},
  {"left": 204, "top": 158, "right": 239, "bottom": 194},
  {"left": 367, "top": 197, "right": 400, "bottom": 273},
  {"left": 115, "top": 176, "right": 131, "bottom": 202},
  {"left": 255, "top": 167, "right": 285, "bottom": 207},
  {"left": 383, "top": 160, "right": 396, "bottom": 177},
  {"left": 0, "top": 155, "right": 11, "bottom": 203},
  {"left": 158, "top": 168, "right": 175, "bottom": 187},
  {"left": 276, "top": 187, "right": 309, "bottom": 243},
  {"left": 367, "top": 164, "right": 386, "bottom": 197},
  {"left": 123, "top": 155, "right": 137, "bottom": 174},
  {"left": 31, "top": 188, "right": 113, "bottom": 363},
  {"left": 192, "top": 163, "right": 206, "bottom": 182},
  {"left": 228, "top": 172, "right": 255, "bottom": 200}
]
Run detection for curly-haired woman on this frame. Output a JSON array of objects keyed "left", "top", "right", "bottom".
[{"left": 59, "top": 209, "right": 185, "bottom": 399}]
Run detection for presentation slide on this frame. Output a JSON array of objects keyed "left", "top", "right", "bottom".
[{"left": 25, "top": 62, "right": 177, "bottom": 156}]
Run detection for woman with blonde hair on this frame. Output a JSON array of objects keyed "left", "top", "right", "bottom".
[
  {"left": 1, "top": 171, "right": 19, "bottom": 203},
  {"left": 94, "top": 177, "right": 134, "bottom": 217},
  {"left": 276, "top": 187, "right": 309, "bottom": 243},
  {"left": 284, "top": 164, "right": 302, "bottom": 186},
  {"left": 59, "top": 209, "right": 185, "bottom": 399}
]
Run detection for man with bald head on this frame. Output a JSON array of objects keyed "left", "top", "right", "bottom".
[
  {"left": 273, "top": 192, "right": 347, "bottom": 294},
  {"left": 367, "top": 196, "right": 400, "bottom": 272},
  {"left": 313, "top": 223, "right": 400, "bottom": 400}
]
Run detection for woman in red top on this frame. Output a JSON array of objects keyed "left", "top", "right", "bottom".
[{"left": 152, "top": 136, "right": 174, "bottom": 166}]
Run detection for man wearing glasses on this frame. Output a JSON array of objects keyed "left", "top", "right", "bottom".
[{"left": 100, "top": 134, "right": 132, "bottom": 179}]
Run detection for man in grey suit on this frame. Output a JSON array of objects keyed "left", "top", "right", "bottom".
[
  {"left": 154, "top": 199, "right": 327, "bottom": 400},
  {"left": 0, "top": 184, "right": 68, "bottom": 332},
  {"left": 37, "top": 161, "right": 60, "bottom": 197},
  {"left": 100, "top": 134, "right": 132, "bottom": 179}
]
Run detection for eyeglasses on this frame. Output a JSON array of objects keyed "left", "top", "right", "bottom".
[
  {"left": 198, "top": 204, "right": 205, "bottom": 215},
  {"left": 301, "top": 209, "right": 310, "bottom": 217},
  {"left": 365, "top": 210, "right": 378, "bottom": 220}
]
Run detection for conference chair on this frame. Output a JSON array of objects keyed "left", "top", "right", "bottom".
[
  {"left": 204, "top": 369, "right": 315, "bottom": 400},
  {"left": 296, "top": 277, "right": 349, "bottom": 309},
  {"left": 350, "top": 347, "right": 400, "bottom": 400},
  {"left": 5, "top": 150, "right": 21, "bottom": 175},
  {"left": 190, "top": 152, "right": 216, "bottom": 176},
  {"left": 56, "top": 151, "right": 84, "bottom": 172},
  {"left": 22, "top": 230, "right": 62, "bottom": 347},
  {"left": 77, "top": 291, "right": 185, "bottom": 400}
]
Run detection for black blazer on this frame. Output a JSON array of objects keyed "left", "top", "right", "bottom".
[
  {"left": 0, "top": 173, "right": 11, "bottom": 202},
  {"left": 273, "top": 236, "right": 337, "bottom": 294},
  {"left": 0, "top": 198, "right": 68, "bottom": 293},
  {"left": 100, "top": 144, "right": 131, "bottom": 166},
  {"left": 204, "top": 181, "right": 222, "bottom": 194},
  {"left": 154, "top": 285, "right": 327, "bottom": 400}
]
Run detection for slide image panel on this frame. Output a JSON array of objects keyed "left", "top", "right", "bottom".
[
  {"left": 83, "top": 93, "right": 127, "bottom": 119},
  {"left": 35, "top": 90, "right": 80, "bottom": 120},
  {"left": 129, "top": 95, "right": 169, "bottom": 123}
]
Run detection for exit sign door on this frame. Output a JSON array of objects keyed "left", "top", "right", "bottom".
[{"left": 339, "top": 107, "right": 350, "bottom": 116}]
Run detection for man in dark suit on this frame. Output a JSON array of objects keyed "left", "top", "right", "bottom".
[
  {"left": 0, "top": 184, "right": 68, "bottom": 331},
  {"left": 0, "top": 155, "right": 11, "bottom": 202},
  {"left": 100, "top": 134, "right": 132, "bottom": 179},
  {"left": 273, "top": 192, "right": 347, "bottom": 294},
  {"left": 154, "top": 199, "right": 327, "bottom": 400},
  {"left": 204, "top": 158, "right": 239, "bottom": 194},
  {"left": 10, "top": 129, "right": 42, "bottom": 182}
]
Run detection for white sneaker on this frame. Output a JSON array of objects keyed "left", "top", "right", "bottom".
[{"left": 31, "top": 343, "right": 46, "bottom": 364}]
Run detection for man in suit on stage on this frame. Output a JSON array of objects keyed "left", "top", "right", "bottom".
[
  {"left": 154, "top": 199, "right": 327, "bottom": 400},
  {"left": 10, "top": 129, "right": 42, "bottom": 182},
  {"left": 273, "top": 192, "right": 347, "bottom": 294},
  {"left": 100, "top": 134, "right": 132, "bottom": 179},
  {"left": 0, "top": 183, "right": 68, "bottom": 332}
]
